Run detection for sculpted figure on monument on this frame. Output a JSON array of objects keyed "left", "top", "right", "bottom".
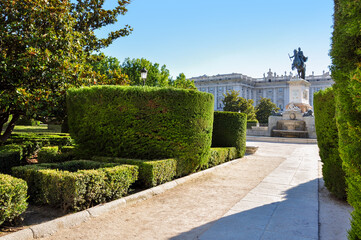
[{"left": 289, "top": 48, "right": 308, "bottom": 79}]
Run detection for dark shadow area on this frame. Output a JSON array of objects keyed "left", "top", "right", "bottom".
[{"left": 171, "top": 179, "right": 319, "bottom": 240}]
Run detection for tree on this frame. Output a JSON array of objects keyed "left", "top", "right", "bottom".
[
  {"left": 169, "top": 73, "right": 197, "bottom": 90},
  {"left": 222, "top": 90, "right": 257, "bottom": 121},
  {"left": 121, "top": 58, "right": 170, "bottom": 87},
  {"left": 0, "top": 0, "right": 132, "bottom": 142},
  {"left": 255, "top": 97, "right": 280, "bottom": 124}
]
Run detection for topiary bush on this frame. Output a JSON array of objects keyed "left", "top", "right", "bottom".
[
  {"left": 211, "top": 111, "right": 247, "bottom": 158},
  {"left": 0, "top": 174, "right": 28, "bottom": 226},
  {"left": 93, "top": 156, "right": 177, "bottom": 188},
  {"left": 67, "top": 86, "right": 214, "bottom": 176},
  {"left": 0, "top": 144, "right": 23, "bottom": 174},
  {"left": 330, "top": 0, "right": 361, "bottom": 238},
  {"left": 12, "top": 160, "right": 138, "bottom": 212},
  {"left": 37, "top": 146, "right": 75, "bottom": 163},
  {"left": 206, "top": 147, "right": 238, "bottom": 168},
  {"left": 314, "top": 88, "right": 346, "bottom": 200}
]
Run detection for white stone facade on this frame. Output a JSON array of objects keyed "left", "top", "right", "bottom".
[{"left": 190, "top": 69, "right": 333, "bottom": 111}]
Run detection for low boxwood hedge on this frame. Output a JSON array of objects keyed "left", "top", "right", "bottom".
[
  {"left": 12, "top": 160, "right": 138, "bottom": 212},
  {"left": 0, "top": 144, "right": 23, "bottom": 174},
  {"left": 211, "top": 111, "right": 247, "bottom": 158},
  {"left": 93, "top": 157, "right": 177, "bottom": 188},
  {"left": 67, "top": 86, "right": 214, "bottom": 176},
  {"left": 207, "top": 147, "right": 238, "bottom": 168},
  {"left": 37, "top": 146, "right": 75, "bottom": 163},
  {"left": 0, "top": 174, "right": 28, "bottom": 226}
]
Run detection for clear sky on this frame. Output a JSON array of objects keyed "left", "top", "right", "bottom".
[{"left": 96, "top": 0, "right": 334, "bottom": 79}]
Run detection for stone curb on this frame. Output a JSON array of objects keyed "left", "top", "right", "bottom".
[{"left": 0, "top": 157, "right": 246, "bottom": 240}]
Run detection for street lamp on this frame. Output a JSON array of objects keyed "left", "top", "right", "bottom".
[{"left": 140, "top": 67, "right": 148, "bottom": 86}]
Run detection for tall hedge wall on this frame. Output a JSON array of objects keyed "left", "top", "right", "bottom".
[
  {"left": 211, "top": 111, "right": 247, "bottom": 158},
  {"left": 330, "top": 1, "right": 361, "bottom": 238},
  {"left": 314, "top": 88, "right": 346, "bottom": 200},
  {"left": 67, "top": 86, "right": 214, "bottom": 176}
]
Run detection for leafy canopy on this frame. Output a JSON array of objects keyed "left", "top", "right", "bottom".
[
  {"left": 255, "top": 97, "right": 279, "bottom": 124},
  {"left": 0, "top": 0, "right": 132, "bottom": 142},
  {"left": 222, "top": 90, "right": 257, "bottom": 121}
]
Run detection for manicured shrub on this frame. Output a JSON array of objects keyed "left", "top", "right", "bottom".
[
  {"left": 37, "top": 146, "right": 59, "bottom": 163},
  {"left": 67, "top": 86, "right": 214, "bottom": 176},
  {"left": 93, "top": 156, "right": 177, "bottom": 188},
  {"left": 12, "top": 160, "right": 138, "bottom": 212},
  {"left": 246, "top": 120, "right": 258, "bottom": 129},
  {"left": 211, "top": 111, "right": 247, "bottom": 158},
  {"left": 0, "top": 144, "right": 23, "bottom": 174},
  {"left": 207, "top": 147, "right": 238, "bottom": 168},
  {"left": 37, "top": 146, "right": 75, "bottom": 163},
  {"left": 314, "top": 88, "right": 346, "bottom": 199},
  {"left": 0, "top": 174, "right": 28, "bottom": 226},
  {"left": 330, "top": 1, "right": 361, "bottom": 238}
]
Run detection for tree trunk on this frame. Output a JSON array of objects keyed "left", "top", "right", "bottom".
[{"left": 0, "top": 113, "right": 20, "bottom": 143}]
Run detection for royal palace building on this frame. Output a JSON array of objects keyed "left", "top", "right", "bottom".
[{"left": 190, "top": 69, "right": 334, "bottom": 111}]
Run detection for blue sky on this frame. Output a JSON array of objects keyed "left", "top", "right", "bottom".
[{"left": 96, "top": 0, "right": 334, "bottom": 79}]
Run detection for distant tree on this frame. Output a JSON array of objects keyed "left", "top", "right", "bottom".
[
  {"left": 255, "top": 98, "right": 280, "bottom": 124},
  {"left": 222, "top": 90, "right": 257, "bottom": 121},
  {"left": 90, "top": 53, "right": 129, "bottom": 85},
  {"left": 0, "top": 0, "right": 132, "bottom": 142},
  {"left": 169, "top": 73, "right": 197, "bottom": 90},
  {"left": 121, "top": 58, "right": 170, "bottom": 87}
]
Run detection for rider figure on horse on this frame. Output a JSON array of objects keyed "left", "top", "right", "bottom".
[{"left": 289, "top": 48, "right": 308, "bottom": 79}]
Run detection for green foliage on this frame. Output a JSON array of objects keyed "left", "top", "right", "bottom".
[
  {"left": 12, "top": 160, "right": 138, "bottom": 212},
  {"left": 211, "top": 111, "right": 247, "bottom": 158},
  {"left": 0, "top": 0, "right": 132, "bottom": 143},
  {"left": 67, "top": 86, "right": 214, "bottom": 176},
  {"left": 314, "top": 88, "right": 346, "bottom": 200},
  {"left": 0, "top": 144, "right": 23, "bottom": 174},
  {"left": 0, "top": 174, "right": 28, "bottom": 226},
  {"left": 169, "top": 73, "right": 197, "bottom": 90},
  {"left": 93, "top": 157, "right": 177, "bottom": 188},
  {"left": 222, "top": 90, "right": 257, "bottom": 121},
  {"left": 246, "top": 120, "right": 259, "bottom": 129},
  {"left": 255, "top": 98, "right": 280, "bottom": 124},
  {"left": 206, "top": 147, "right": 238, "bottom": 168},
  {"left": 121, "top": 58, "right": 170, "bottom": 87},
  {"left": 16, "top": 117, "right": 41, "bottom": 126},
  {"left": 37, "top": 145, "right": 75, "bottom": 163},
  {"left": 330, "top": 1, "right": 361, "bottom": 238}
]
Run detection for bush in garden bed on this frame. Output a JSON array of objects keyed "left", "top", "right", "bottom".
[
  {"left": 93, "top": 157, "right": 177, "bottom": 188},
  {"left": 212, "top": 111, "right": 247, "bottom": 158},
  {"left": 67, "top": 86, "right": 214, "bottom": 176},
  {"left": 37, "top": 146, "right": 75, "bottom": 163},
  {"left": 0, "top": 174, "right": 28, "bottom": 226},
  {"left": 0, "top": 144, "right": 23, "bottom": 174},
  {"left": 12, "top": 160, "right": 138, "bottom": 212},
  {"left": 207, "top": 147, "right": 238, "bottom": 168}
]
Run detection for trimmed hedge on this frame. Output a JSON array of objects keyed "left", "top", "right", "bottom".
[
  {"left": 37, "top": 146, "right": 75, "bottom": 163},
  {"left": 0, "top": 174, "right": 28, "bottom": 226},
  {"left": 0, "top": 144, "right": 23, "bottom": 174},
  {"left": 314, "top": 88, "right": 346, "bottom": 200},
  {"left": 211, "top": 111, "right": 247, "bottom": 158},
  {"left": 12, "top": 160, "right": 138, "bottom": 212},
  {"left": 247, "top": 120, "right": 258, "bottom": 129},
  {"left": 330, "top": 1, "right": 361, "bottom": 238},
  {"left": 67, "top": 86, "right": 214, "bottom": 176},
  {"left": 207, "top": 147, "right": 238, "bottom": 168},
  {"left": 93, "top": 156, "right": 177, "bottom": 188}
]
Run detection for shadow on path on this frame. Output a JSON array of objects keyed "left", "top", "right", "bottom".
[{"left": 171, "top": 179, "right": 319, "bottom": 240}]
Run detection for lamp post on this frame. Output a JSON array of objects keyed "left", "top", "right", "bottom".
[{"left": 140, "top": 67, "right": 148, "bottom": 86}]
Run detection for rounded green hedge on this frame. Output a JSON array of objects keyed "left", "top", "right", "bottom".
[
  {"left": 0, "top": 174, "right": 28, "bottom": 226},
  {"left": 314, "top": 88, "right": 346, "bottom": 200},
  {"left": 211, "top": 111, "right": 247, "bottom": 158},
  {"left": 67, "top": 86, "right": 214, "bottom": 176}
]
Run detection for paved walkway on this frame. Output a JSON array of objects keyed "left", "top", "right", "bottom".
[
  {"left": 6, "top": 141, "right": 350, "bottom": 240},
  {"left": 199, "top": 143, "right": 319, "bottom": 240}
]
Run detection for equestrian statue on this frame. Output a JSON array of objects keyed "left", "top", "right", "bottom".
[{"left": 289, "top": 47, "right": 308, "bottom": 79}]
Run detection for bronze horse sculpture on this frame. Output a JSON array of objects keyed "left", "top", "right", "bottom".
[{"left": 289, "top": 48, "right": 308, "bottom": 79}]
